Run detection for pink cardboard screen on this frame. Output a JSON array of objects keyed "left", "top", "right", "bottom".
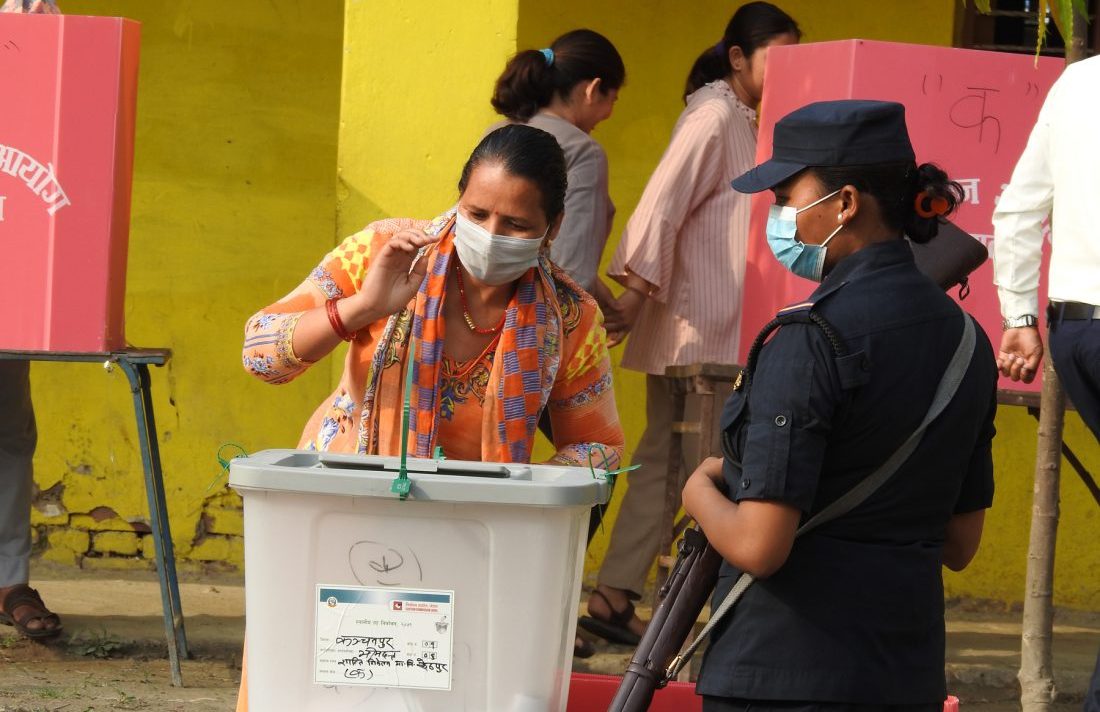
[
  {"left": 739, "top": 40, "right": 1062, "bottom": 394},
  {"left": 0, "top": 13, "right": 140, "bottom": 352}
]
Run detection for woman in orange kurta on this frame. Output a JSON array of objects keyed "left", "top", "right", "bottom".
[
  {"left": 236, "top": 126, "right": 624, "bottom": 708},
  {"left": 243, "top": 126, "right": 622, "bottom": 467}
]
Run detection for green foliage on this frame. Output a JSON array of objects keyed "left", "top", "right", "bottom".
[
  {"left": 963, "top": 0, "right": 1089, "bottom": 57},
  {"left": 66, "top": 628, "right": 128, "bottom": 659}
]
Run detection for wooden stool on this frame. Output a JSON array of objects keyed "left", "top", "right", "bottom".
[{"left": 652, "top": 363, "right": 741, "bottom": 610}]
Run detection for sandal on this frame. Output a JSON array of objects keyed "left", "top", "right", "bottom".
[
  {"left": 573, "top": 635, "right": 596, "bottom": 659},
  {"left": 0, "top": 585, "right": 63, "bottom": 640},
  {"left": 578, "top": 589, "right": 642, "bottom": 646}
]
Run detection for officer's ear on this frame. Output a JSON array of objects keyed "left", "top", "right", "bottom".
[{"left": 837, "top": 185, "right": 860, "bottom": 225}]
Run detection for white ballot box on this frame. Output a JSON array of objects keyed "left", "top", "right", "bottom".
[{"left": 230, "top": 450, "right": 611, "bottom": 712}]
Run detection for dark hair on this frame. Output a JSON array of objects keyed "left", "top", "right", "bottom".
[
  {"left": 809, "top": 162, "right": 964, "bottom": 244},
  {"left": 684, "top": 2, "right": 800, "bottom": 102},
  {"left": 458, "top": 124, "right": 568, "bottom": 223},
  {"left": 491, "top": 29, "right": 626, "bottom": 123}
]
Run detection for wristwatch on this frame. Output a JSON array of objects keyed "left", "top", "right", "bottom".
[{"left": 1002, "top": 315, "right": 1039, "bottom": 330}]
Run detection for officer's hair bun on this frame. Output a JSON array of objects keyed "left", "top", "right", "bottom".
[
  {"left": 811, "top": 161, "right": 963, "bottom": 245},
  {"left": 905, "top": 163, "right": 964, "bottom": 244}
]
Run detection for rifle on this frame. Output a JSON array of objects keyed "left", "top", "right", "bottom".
[
  {"left": 607, "top": 526, "right": 722, "bottom": 712},
  {"left": 606, "top": 219, "right": 985, "bottom": 712}
]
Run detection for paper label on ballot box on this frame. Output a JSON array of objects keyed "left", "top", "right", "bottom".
[{"left": 314, "top": 585, "right": 454, "bottom": 690}]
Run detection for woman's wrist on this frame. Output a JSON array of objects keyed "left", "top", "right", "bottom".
[
  {"left": 335, "top": 295, "right": 384, "bottom": 335},
  {"left": 621, "top": 271, "right": 655, "bottom": 298}
]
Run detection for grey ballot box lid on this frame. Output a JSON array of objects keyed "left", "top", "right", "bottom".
[{"left": 229, "top": 449, "right": 612, "bottom": 508}]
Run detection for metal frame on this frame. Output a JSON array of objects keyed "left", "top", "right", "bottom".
[{"left": 0, "top": 348, "right": 188, "bottom": 686}]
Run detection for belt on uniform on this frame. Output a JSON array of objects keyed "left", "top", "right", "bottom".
[{"left": 1048, "top": 301, "right": 1100, "bottom": 321}]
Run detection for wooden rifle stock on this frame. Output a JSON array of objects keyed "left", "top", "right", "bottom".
[{"left": 607, "top": 527, "right": 722, "bottom": 711}]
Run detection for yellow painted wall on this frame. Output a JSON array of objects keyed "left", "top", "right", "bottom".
[
  {"left": 944, "top": 408, "right": 1099, "bottom": 608},
  {"left": 517, "top": 0, "right": 1099, "bottom": 611},
  {"left": 336, "top": 0, "right": 520, "bottom": 237},
  {"left": 26, "top": 0, "right": 1098, "bottom": 612},
  {"left": 28, "top": 0, "right": 344, "bottom": 571}
]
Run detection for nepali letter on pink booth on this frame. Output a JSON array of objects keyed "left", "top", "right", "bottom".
[
  {"left": 739, "top": 40, "right": 1062, "bottom": 394},
  {"left": 0, "top": 13, "right": 140, "bottom": 352}
]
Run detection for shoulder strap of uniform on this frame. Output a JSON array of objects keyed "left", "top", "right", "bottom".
[{"left": 734, "top": 296, "right": 849, "bottom": 393}]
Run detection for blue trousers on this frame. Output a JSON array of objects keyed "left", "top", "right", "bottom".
[
  {"left": 1046, "top": 310, "right": 1100, "bottom": 712},
  {"left": 1048, "top": 314, "right": 1100, "bottom": 440}
]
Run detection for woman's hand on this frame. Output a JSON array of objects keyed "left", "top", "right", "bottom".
[
  {"left": 608, "top": 270, "right": 654, "bottom": 339},
  {"left": 592, "top": 279, "right": 628, "bottom": 346},
  {"left": 617, "top": 287, "right": 647, "bottom": 332},
  {"left": 682, "top": 456, "right": 727, "bottom": 519},
  {"left": 347, "top": 229, "right": 439, "bottom": 327}
]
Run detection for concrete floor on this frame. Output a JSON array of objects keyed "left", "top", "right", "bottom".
[{"left": 0, "top": 568, "right": 1096, "bottom": 712}]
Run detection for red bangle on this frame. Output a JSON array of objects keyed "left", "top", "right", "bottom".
[{"left": 325, "top": 298, "right": 354, "bottom": 341}]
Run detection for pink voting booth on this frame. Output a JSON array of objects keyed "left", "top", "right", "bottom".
[
  {"left": 740, "top": 40, "right": 1063, "bottom": 394},
  {"left": 0, "top": 13, "right": 140, "bottom": 352}
]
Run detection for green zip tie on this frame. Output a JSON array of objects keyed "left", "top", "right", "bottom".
[
  {"left": 391, "top": 339, "right": 416, "bottom": 500},
  {"left": 587, "top": 444, "right": 640, "bottom": 533},
  {"left": 209, "top": 443, "right": 249, "bottom": 493}
]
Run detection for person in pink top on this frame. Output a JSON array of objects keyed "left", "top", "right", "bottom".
[{"left": 580, "top": 2, "right": 800, "bottom": 644}]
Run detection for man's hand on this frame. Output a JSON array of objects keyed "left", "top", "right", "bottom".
[{"left": 998, "top": 327, "right": 1044, "bottom": 383}]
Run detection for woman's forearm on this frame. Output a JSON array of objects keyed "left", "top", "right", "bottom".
[{"left": 290, "top": 296, "right": 386, "bottom": 364}]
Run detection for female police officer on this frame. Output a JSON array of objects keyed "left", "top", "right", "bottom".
[{"left": 682, "top": 100, "right": 997, "bottom": 712}]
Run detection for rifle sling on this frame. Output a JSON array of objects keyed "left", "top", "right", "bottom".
[{"left": 664, "top": 309, "right": 976, "bottom": 682}]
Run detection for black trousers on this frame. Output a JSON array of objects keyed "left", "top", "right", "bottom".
[
  {"left": 537, "top": 409, "right": 608, "bottom": 545},
  {"left": 701, "top": 699, "right": 940, "bottom": 712}
]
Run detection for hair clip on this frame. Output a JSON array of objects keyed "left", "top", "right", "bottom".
[
  {"left": 915, "top": 192, "right": 949, "bottom": 218},
  {"left": 539, "top": 48, "right": 555, "bottom": 67},
  {"left": 714, "top": 41, "right": 726, "bottom": 56}
]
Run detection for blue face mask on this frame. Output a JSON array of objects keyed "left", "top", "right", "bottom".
[{"left": 766, "top": 189, "right": 845, "bottom": 282}]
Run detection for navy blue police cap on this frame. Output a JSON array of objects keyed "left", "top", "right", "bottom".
[{"left": 731, "top": 100, "right": 916, "bottom": 194}]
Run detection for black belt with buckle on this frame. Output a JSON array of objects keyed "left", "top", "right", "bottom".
[{"left": 1048, "top": 301, "right": 1100, "bottom": 321}]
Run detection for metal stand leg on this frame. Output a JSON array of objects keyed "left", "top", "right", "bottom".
[{"left": 118, "top": 357, "right": 189, "bottom": 686}]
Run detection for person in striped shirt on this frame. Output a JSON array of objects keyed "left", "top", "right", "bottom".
[{"left": 580, "top": 1, "right": 800, "bottom": 644}]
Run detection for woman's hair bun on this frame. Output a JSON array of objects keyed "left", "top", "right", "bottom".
[{"left": 905, "top": 163, "right": 964, "bottom": 244}]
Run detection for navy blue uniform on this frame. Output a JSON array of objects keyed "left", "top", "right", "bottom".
[{"left": 696, "top": 240, "right": 998, "bottom": 708}]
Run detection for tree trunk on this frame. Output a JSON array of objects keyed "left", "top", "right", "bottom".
[
  {"left": 1065, "top": 7, "right": 1089, "bottom": 64},
  {"left": 1018, "top": 10, "right": 1087, "bottom": 710},
  {"left": 1019, "top": 355, "right": 1066, "bottom": 712}
]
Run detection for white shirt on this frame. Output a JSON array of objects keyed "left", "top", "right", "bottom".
[{"left": 992, "top": 54, "right": 1100, "bottom": 318}]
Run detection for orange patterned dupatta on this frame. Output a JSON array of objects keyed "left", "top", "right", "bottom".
[
  {"left": 244, "top": 210, "right": 623, "bottom": 469},
  {"left": 360, "top": 211, "right": 564, "bottom": 463}
]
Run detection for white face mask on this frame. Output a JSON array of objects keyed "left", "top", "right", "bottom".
[{"left": 453, "top": 212, "right": 546, "bottom": 285}]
